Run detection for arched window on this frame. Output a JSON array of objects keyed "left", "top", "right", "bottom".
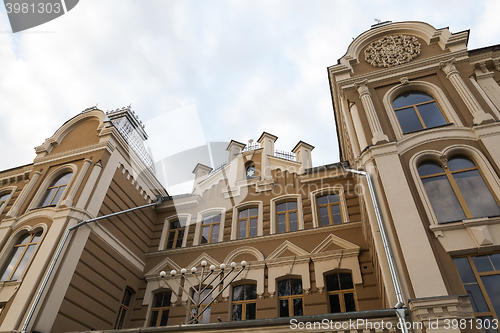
[
  {"left": 325, "top": 272, "right": 357, "bottom": 313},
  {"left": 0, "top": 231, "right": 42, "bottom": 281},
  {"left": 317, "top": 194, "right": 343, "bottom": 226},
  {"left": 148, "top": 291, "right": 171, "bottom": 327},
  {"left": 238, "top": 208, "right": 258, "bottom": 239},
  {"left": 166, "top": 217, "right": 186, "bottom": 249},
  {"left": 246, "top": 164, "right": 256, "bottom": 179},
  {"left": 38, "top": 172, "right": 73, "bottom": 207},
  {"left": 0, "top": 192, "right": 12, "bottom": 214},
  {"left": 277, "top": 278, "right": 303, "bottom": 317},
  {"left": 276, "top": 201, "right": 298, "bottom": 233},
  {"left": 418, "top": 155, "right": 500, "bottom": 223},
  {"left": 232, "top": 283, "right": 257, "bottom": 321},
  {"left": 392, "top": 91, "right": 447, "bottom": 133}
]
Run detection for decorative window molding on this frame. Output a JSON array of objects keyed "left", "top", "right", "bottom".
[
  {"left": 193, "top": 208, "right": 226, "bottom": 246},
  {"left": 310, "top": 186, "right": 349, "bottom": 228},
  {"left": 270, "top": 194, "right": 304, "bottom": 235},
  {"left": 0, "top": 223, "right": 47, "bottom": 283},
  {"left": 231, "top": 201, "right": 263, "bottom": 240},
  {"left": 159, "top": 214, "right": 191, "bottom": 250},
  {"left": 0, "top": 186, "right": 16, "bottom": 216},
  {"left": 383, "top": 80, "right": 463, "bottom": 140},
  {"left": 27, "top": 164, "right": 78, "bottom": 211},
  {"left": 410, "top": 145, "right": 500, "bottom": 227}
]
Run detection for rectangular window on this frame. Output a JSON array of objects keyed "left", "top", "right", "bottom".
[
  {"left": 200, "top": 214, "right": 221, "bottom": 244},
  {"left": 148, "top": 292, "right": 171, "bottom": 327},
  {"left": 317, "top": 194, "right": 343, "bottom": 226},
  {"left": 166, "top": 217, "right": 187, "bottom": 249},
  {"left": 114, "top": 288, "right": 133, "bottom": 329},
  {"left": 238, "top": 208, "right": 258, "bottom": 239},
  {"left": 454, "top": 254, "right": 500, "bottom": 323},
  {"left": 277, "top": 279, "right": 303, "bottom": 317},
  {"left": 276, "top": 201, "right": 298, "bottom": 233},
  {"left": 232, "top": 284, "right": 257, "bottom": 321}
]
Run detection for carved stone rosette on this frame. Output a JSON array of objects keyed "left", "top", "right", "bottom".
[{"left": 364, "top": 35, "right": 421, "bottom": 68}]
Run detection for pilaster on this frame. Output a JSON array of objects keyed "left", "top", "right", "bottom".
[
  {"left": 354, "top": 80, "right": 389, "bottom": 145},
  {"left": 60, "top": 159, "right": 92, "bottom": 208},
  {"left": 5, "top": 171, "right": 42, "bottom": 218}
]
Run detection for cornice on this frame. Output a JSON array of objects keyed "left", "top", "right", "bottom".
[
  {"left": 0, "top": 166, "right": 32, "bottom": 185},
  {"left": 33, "top": 141, "right": 111, "bottom": 166},
  {"left": 145, "top": 221, "right": 362, "bottom": 258}
]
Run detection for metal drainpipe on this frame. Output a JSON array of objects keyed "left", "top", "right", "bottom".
[
  {"left": 342, "top": 165, "right": 409, "bottom": 333},
  {"left": 20, "top": 195, "right": 164, "bottom": 333}
]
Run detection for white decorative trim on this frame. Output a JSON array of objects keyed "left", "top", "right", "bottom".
[
  {"left": 269, "top": 194, "right": 304, "bottom": 235},
  {"left": 309, "top": 186, "right": 349, "bottom": 228},
  {"left": 158, "top": 214, "right": 191, "bottom": 250},
  {"left": 193, "top": 208, "right": 226, "bottom": 246},
  {"left": 223, "top": 246, "right": 265, "bottom": 264},
  {"left": 230, "top": 201, "right": 263, "bottom": 240},
  {"left": 0, "top": 186, "right": 17, "bottom": 216},
  {"left": 266, "top": 240, "right": 309, "bottom": 259},
  {"left": 382, "top": 80, "right": 463, "bottom": 140}
]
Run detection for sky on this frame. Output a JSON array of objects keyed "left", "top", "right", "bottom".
[{"left": 0, "top": 0, "right": 499, "bottom": 194}]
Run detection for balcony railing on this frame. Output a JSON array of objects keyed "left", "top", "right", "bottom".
[
  {"left": 274, "top": 150, "right": 296, "bottom": 161},
  {"left": 242, "top": 142, "right": 261, "bottom": 152}
]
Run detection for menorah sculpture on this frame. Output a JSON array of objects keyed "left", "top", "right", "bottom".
[{"left": 160, "top": 260, "right": 247, "bottom": 324}]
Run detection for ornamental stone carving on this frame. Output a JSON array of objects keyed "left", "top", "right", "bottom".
[{"left": 364, "top": 35, "right": 421, "bottom": 68}]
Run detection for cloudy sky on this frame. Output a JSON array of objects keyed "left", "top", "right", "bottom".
[{"left": 0, "top": 0, "right": 499, "bottom": 194}]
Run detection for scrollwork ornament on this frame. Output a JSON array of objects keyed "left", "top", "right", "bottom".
[{"left": 364, "top": 35, "right": 421, "bottom": 68}]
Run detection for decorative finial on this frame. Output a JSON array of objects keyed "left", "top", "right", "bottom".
[{"left": 374, "top": 18, "right": 382, "bottom": 24}]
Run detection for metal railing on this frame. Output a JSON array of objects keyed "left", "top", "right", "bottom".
[
  {"left": 274, "top": 150, "right": 296, "bottom": 161},
  {"left": 208, "top": 162, "right": 227, "bottom": 176},
  {"left": 242, "top": 142, "right": 261, "bottom": 152}
]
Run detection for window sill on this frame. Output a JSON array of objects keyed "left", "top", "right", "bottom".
[{"left": 402, "top": 122, "right": 454, "bottom": 135}]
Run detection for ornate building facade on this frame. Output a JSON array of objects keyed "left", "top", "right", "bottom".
[{"left": 0, "top": 21, "right": 499, "bottom": 333}]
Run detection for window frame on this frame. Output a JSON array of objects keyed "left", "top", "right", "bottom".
[
  {"left": 0, "top": 186, "right": 16, "bottom": 216},
  {"left": 0, "top": 227, "right": 45, "bottom": 282},
  {"left": 231, "top": 282, "right": 258, "bottom": 321},
  {"left": 324, "top": 271, "right": 358, "bottom": 313},
  {"left": 231, "top": 201, "right": 263, "bottom": 240},
  {"left": 28, "top": 165, "right": 77, "bottom": 211},
  {"left": 270, "top": 194, "right": 304, "bottom": 235},
  {"left": 410, "top": 145, "right": 500, "bottom": 227},
  {"left": 147, "top": 291, "right": 172, "bottom": 327},
  {"left": 159, "top": 214, "right": 190, "bottom": 250},
  {"left": 276, "top": 278, "right": 304, "bottom": 318},
  {"left": 310, "top": 187, "right": 350, "bottom": 227},
  {"left": 453, "top": 253, "right": 500, "bottom": 321},
  {"left": 383, "top": 81, "right": 463, "bottom": 140},
  {"left": 194, "top": 208, "right": 226, "bottom": 246},
  {"left": 114, "top": 287, "right": 134, "bottom": 329}
]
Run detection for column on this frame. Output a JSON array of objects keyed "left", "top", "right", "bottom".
[
  {"left": 439, "top": 58, "right": 494, "bottom": 125},
  {"left": 470, "top": 75, "right": 500, "bottom": 120},
  {"left": 60, "top": 159, "right": 92, "bottom": 208},
  {"left": 340, "top": 97, "right": 361, "bottom": 158},
  {"left": 354, "top": 80, "right": 389, "bottom": 145},
  {"left": 5, "top": 171, "right": 42, "bottom": 218}
]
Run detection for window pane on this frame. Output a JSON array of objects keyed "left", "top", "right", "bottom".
[
  {"left": 123, "top": 289, "right": 132, "bottom": 306},
  {"left": 344, "top": 293, "right": 356, "bottom": 312},
  {"left": 239, "top": 209, "right": 249, "bottom": 218},
  {"left": 278, "top": 214, "right": 286, "bottom": 233},
  {"left": 239, "top": 220, "right": 246, "bottom": 239},
  {"left": 330, "top": 205, "right": 342, "bottom": 224},
  {"left": 246, "top": 302, "right": 256, "bottom": 320},
  {"left": 152, "top": 293, "right": 163, "bottom": 308},
  {"left": 481, "top": 275, "right": 500, "bottom": 316},
  {"left": 16, "top": 234, "right": 32, "bottom": 245},
  {"left": 166, "top": 231, "right": 175, "bottom": 249},
  {"left": 51, "top": 185, "right": 66, "bottom": 205},
  {"left": 339, "top": 273, "right": 354, "bottom": 289},
  {"left": 490, "top": 253, "right": 500, "bottom": 270},
  {"left": 53, "top": 172, "right": 72, "bottom": 186},
  {"left": 448, "top": 156, "right": 476, "bottom": 171},
  {"left": 201, "top": 226, "right": 209, "bottom": 244},
  {"left": 418, "top": 102, "right": 447, "bottom": 128},
  {"left": 249, "top": 219, "right": 257, "bottom": 237},
  {"left": 317, "top": 195, "right": 328, "bottom": 206},
  {"left": 454, "top": 258, "right": 477, "bottom": 284},
  {"left": 170, "top": 220, "right": 180, "bottom": 229},
  {"left": 293, "top": 298, "right": 303, "bottom": 316},
  {"left": 329, "top": 294, "right": 341, "bottom": 313},
  {"left": 278, "top": 280, "right": 290, "bottom": 297},
  {"left": 39, "top": 187, "right": 57, "bottom": 207},
  {"left": 289, "top": 212, "right": 298, "bottom": 231},
  {"left": 453, "top": 170, "right": 500, "bottom": 218},
  {"left": 178, "top": 217, "right": 187, "bottom": 227},
  {"left": 232, "top": 285, "right": 244, "bottom": 301},
  {"left": 326, "top": 274, "right": 340, "bottom": 291},
  {"left": 290, "top": 279, "right": 302, "bottom": 295},
  {"left": 0, "top": 246, "right": 24, "bottom": 281},
  {"left": 328, "top": 194, "right": 340, "bottom": 203},
  {"left": 418, "top": 161, "right": 444, "bottom": 177},
  {"left": 422, "top": 175, "right": 466, "bottom": 223},
  {"left": 246, "top": 284, "right": 257, "bottom": 300},
  {"left": 31, "top": 232, "right": 42, "bottom": 243},
  {"left": 116, "top": 308, "right": 126, "bottom": 329},
  {"left": 212, "top": 214, "right": 221, "bottom": 223},
  {"left": 277, "top": 203, "right": 287, "bottom": 212},
  {"left": 232, "top": 304, "right": 242, "bottom": 321},
  {"left": 0, "top": 193, "right": 9, "bottom": 201},
  {"left": 472, "top": 255, "right": 494, "bottom": 273},
  {"left": 395, "top": 107, "right": 423, "bottom": 133},
  {"left": 210, "top": 225, "right": 219, "bottom": 243},
  {"left": 249, "top": 208, "right": 258, "bottom": 217},
  {"left": 319, "top": 207, "right": 329, "bottom": 226},
  {"left": 176, "top": 230, "right": 184, "bottom": 248},
  {"left": 287, "top": 201, "right": 297, "bottom": 210},
  {"left": 392, "top": 91, "right": 434, "bottom": 109},
  {"left": 159, "top": 309, "right": 169, "bottom": 326},
  {"left": 201, "top": 305, "right": 211, "bottom": 323},
  {"left": 279, "top": 299, "right": 289, "bottom": 317},
  {"left": 148, "top": 310, "right": 159, "bottom": 327},
  {"left": 466, "top": 283, "right": 490, "bottom": 313},
  {"left": 162, "top": 292, "right": 171, "bottom": 307},
  {"left": 11, "top": 244, "right": 35, "bottom": 281}
]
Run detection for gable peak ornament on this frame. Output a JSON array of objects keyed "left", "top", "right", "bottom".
[{"left": 364, "top": 35, "right": 421, "bottom": 68}]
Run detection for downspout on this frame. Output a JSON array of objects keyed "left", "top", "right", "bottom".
[
  {"left": 21, "top": 195, "right": 165, "bottom": 333},
  {"left": 342, "top": 165, "right": 409, "bottom": 333}
]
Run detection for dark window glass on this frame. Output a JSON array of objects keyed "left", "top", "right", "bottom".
[
  {"left": 0, "top": 231, "right": 42, "bottom": 281},
  {"left": 38, "top": 172, "right": 73, "bottom": 207},
  {"left": 325, "top": 272, "right": 356, "bottom": 313},
  {"left": 395, "top": 107, "right": 423, "bottom": 133},
  {"left": 148, "top": 292, "right": 171, "bottom": 327}
]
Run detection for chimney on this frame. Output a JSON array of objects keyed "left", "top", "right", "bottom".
[
  {"left": 192, "top": 163, "right": 212, "bottom": 191},
  {"left": 292, "top": 141, "right": 314, "bottom": 174},
  {"left": 257, "top": 132, "right": 278, "bottom": 181},
  {"left": 226, "top": 140, "right": 246, "bottom": 163}
]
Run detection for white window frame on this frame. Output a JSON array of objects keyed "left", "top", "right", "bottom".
[
  {"left": 0, "top": 186, "right": 16, "bottom": 216},
  {"left": 159, "top": 214, "right": 191, "bottom": 250},
  {"left": 231, "top": 201, "right": 263, "bottom": 240},
  {"left": 383, "top": 80, "right": 463, "bottom": 140},
  {"left": 28, "top": 164, "right": 78, "bottom": 210},
  {"left": 310, "top": 186, "right": 350, "bottom": 228},
  {"left": 193, "top": 208, "right": 226, "bottom": 246}
]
